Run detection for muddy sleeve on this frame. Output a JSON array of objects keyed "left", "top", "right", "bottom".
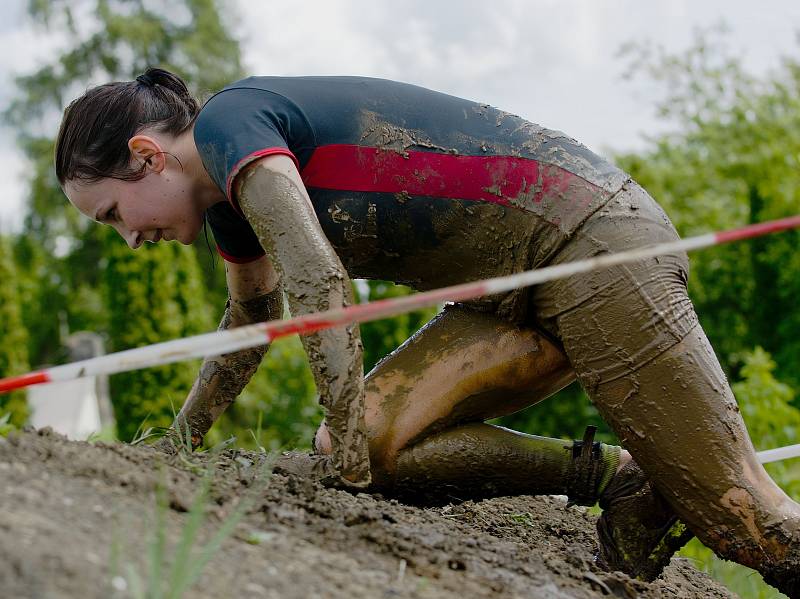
[{"left": 237, "top": 157, "right": 371, "bottom": 488}]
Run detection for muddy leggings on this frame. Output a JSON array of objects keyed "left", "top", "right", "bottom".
[
  {"left": 315, "top": 181, "right": 800, "bottom": 582},
  {"left": 532, "top": 182, "right": 800, "bottom": 573}
]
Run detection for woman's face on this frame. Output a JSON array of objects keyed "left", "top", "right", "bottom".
[{"left": 64, "top": 135, "right": 205, "bottom": 248}]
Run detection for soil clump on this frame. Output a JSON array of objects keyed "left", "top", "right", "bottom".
[{"left": 0, "top": 429, "right": 733, "bottom": 598}]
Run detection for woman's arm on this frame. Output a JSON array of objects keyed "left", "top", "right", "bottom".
[
  {"left": 170, "top": 255, "right": 283, "bottom": 447},
  {"left": 235, "top": 154, "right": 371, "bottom": 488}
]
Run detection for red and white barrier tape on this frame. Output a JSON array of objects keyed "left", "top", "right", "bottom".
[
  {"left": 1, "top": 214, "right": 798, "bottom": 396},
  {"left": 2, "top": 214, "right": 800, "bottom": 460}
]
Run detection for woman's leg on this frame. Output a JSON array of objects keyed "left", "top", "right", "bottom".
[
  {"left": 315, "top": 305, "right": 621, "bottom": 504},
  {"left": 533, "top": 182, "right": 800, "bottom": 593}
]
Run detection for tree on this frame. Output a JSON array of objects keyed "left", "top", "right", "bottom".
[
  {"left": 0, "top": 234, "right": 30, "bottom": 426},
  {"left": 733, "top": 347, "right": 800, "bottom": 499},
  {"left": 505, "top": 30, "right": 800, "bottom": 444},
  {"left": 616, "top": 29, "right": 800, "bottom": 597},
  {"left": 104, "top": 232, "right": 214, "bottom": 440},
  {"left": 5, "top": 0, "right": 243, "bottom": 369},
  {"left": 616, "top": 29, "right": 800, "bottom": 390},
  {"left": 4, "top": 0, "right": 244, "bottom": 437}
]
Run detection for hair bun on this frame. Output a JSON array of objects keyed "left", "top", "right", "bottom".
[{"left": 135, "top": 73, "right": 155, "bottom": 87}]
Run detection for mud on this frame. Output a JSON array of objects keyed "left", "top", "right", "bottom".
[
  {"left": 357, "top": 105, "right": 628, "bottom": 196},
  {"left": 312, "top": 112, "right": 625, "bottom": 325},
  {"left": 238, "top": 160, "right": 370, "bottom": 487},
  {"left": 317, "top": 194, "right": 553, "bottom": 324},
  {"left": 394, "top": 423, "right": 620, "bottom": 507},
  {"left": 359, "top": 109, "right": 459, "bottom": 156},
  {"left": 0, "top": 429, "right": 734, "bottom": 598},
  {"left": 596, "top": 460, "right": 694, "bottom": 582},
  {"left": 533, "top": 182, "right": 800, "bottom": 593}
]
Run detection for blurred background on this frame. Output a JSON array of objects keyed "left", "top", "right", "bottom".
[{"left": 1, "top": 1, "right": 799, "bottom": 596}]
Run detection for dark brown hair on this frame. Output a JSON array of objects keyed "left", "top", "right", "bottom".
[{"left": 55, "top": 67, "right": 199, "bottom": 185}]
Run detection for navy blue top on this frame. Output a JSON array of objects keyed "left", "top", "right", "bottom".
[{"left": 194, "top": 76, "right": 627, "bottom": 282}]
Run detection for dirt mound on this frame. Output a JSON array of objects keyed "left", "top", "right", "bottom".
[{"left": 0, "top": 429, "right": 733, "bottom": 598}]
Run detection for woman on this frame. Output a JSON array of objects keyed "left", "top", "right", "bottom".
[{"left": 56, "top": 68, "right": 799, "bottom": 594}]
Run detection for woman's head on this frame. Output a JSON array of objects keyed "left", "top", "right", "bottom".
[{"left": 57, "top": 67, "right": 209, "bottom": 248}]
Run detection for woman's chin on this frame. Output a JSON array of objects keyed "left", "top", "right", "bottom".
[{"left": 179, "top": 225, "right": 203, "bottom": 245}]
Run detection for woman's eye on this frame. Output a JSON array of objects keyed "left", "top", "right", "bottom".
[{"left": 107, "top": 208, "right": 118, "bottom": 221}]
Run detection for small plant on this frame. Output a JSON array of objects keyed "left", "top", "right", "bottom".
[
  {"left": 129, "top": 410, "right": 158, "bottom": 445},
  {"left": 132, "top": 403, "right": 198, "bottom": 455},
  {"left": 248, "top": 411, "right": 268, "bottom": 453},
  {"left": 86, "top": 426, "right": 119, "bottom": 443},
  {"left": 0, "top": 412, "right": 15, "bottom": 437},
  {"left": 507, "top": 512, "right": 535, "bottom": 526},
  {"left": 110, "top": 447, "right": 275, "bottom": 598}
]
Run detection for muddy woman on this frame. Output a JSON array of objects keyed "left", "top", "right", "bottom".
[{"left": 56, "top": 67, "right": 799, "bottom": 595}]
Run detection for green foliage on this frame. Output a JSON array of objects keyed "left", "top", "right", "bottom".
[
  {"left": 5, "top": 0, "right": 243, "bottom": 437},
  {"left": 0, "top": 413, "right": 17, "bottom": 437},
  {"left": 621, "top": 30, "right": 800, "bottom": 596},
  {"left": 680, "top": 347, "right": 798, "bottom": 599},
  {"left": 616, "top": 28, "right": 800, "bottom": 390},
  {"left": 105, "top": 234, "right": 213, "bottom": 441},
  {"left": 208, "top": 280, "right": 438, "bottom": 451},
  {"left": 734, "top": 347, "right": 800, "bottom": 499},
  {"left": 207, "top": 335, "right": 322, "bottom": 451},
  {"left": 0, "top": 235, "right": 30, "bottom": 426},
  {"left": 680, "top": 538, "right": 783, "bottom": 599},
  {"left": 357, "top": 281, "right": 439, "bottom": 374}
]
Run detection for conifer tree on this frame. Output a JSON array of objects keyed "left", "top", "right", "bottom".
[
  {"left": 0, "top": 234, "right": 30, "bottom": 426},
  {"left": 5, "top": 0, "right": 243, "bottom": 368},
  {"left": 105, "top": 234, "right": 213, "bottom": 440},
  {"left": 4, "top": 0, "right": 243, "bottom": 438}
]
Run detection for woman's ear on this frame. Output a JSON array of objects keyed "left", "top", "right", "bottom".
[{"left": 128, "top": 135, "right": 167, "bottom": 173}]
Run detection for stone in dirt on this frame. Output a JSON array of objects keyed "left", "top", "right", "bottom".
[{"left": 0, "top": 429, "right": 733, "bottom": 598}]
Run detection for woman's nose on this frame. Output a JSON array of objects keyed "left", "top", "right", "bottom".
[{"left": 124, "top": 229, "right": 143, "bottom": 249}]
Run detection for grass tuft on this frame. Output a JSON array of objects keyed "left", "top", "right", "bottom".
[
  {"left": 110, "top": 440, "right": 276, "bottom": 598},
  {"left": 0, "top": 412, "right": 15, "bottom": 437}
]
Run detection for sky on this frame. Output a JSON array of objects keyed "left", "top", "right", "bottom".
[{"left": 0, "top": 0, "right": 798, "bottom": 231}]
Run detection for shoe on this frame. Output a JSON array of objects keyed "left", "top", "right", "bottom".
[{"left": 596, "top": 460, "right": 694, "bottom": 581}]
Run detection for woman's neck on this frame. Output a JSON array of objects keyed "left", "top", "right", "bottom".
[{"left": 175, "top": 126, "right": 227, "bottom": 210}]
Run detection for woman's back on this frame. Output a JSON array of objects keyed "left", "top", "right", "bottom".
[{"left": 198, "top": 76, "right": 627, "bottom": 290}]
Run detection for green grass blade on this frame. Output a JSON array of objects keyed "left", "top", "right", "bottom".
[
  {"left": 147, "top": 473, "right": 169, "bottom": 599},
  {"left": 125, "top": 562, "right": 145, "bottom": 599},
  {"left": 166, "top": 469, "right": 213, "bottom": 596}
]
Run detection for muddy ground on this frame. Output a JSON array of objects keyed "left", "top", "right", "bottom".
[{"left": 0, "top": 428, "right": 734, "bottom": 598}]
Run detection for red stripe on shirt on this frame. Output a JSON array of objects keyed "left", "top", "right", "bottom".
[{"left": 300, "top": 144, "right": 600, "bottom": 209}]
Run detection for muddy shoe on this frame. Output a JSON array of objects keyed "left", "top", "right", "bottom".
[
  {"left": 596, "top": 460, "right": 694, "bottom": 581},
  {"left": 763, "top": 561, "right": 800, "bottom": 598}
]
